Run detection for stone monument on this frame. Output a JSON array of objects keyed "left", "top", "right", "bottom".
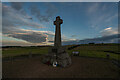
[{"left": 42, "top": 16, "right": 72, "bottom": 67}]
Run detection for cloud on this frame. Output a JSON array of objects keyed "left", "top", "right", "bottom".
[
  {"left": 71, "top": 35, "right": 77, "bottom": 37},
  {"left": 2, "top": 3, "right": 57, "bottom": 44},
  {"left": 10, "top": 2, "right": 32, "bottom": 18},
  {"left": 87, "top": 3, "right": 118, "bottom": 31},
  {"left": 2, "top": 2, "right": 58, "bottom": 34},
  {"left": 2, "top": 4, "right": 51, "bottom": 44},
  {"left": 8, "top": 32, "right": 47, "bottom": 43},
  {"left": 2, "top": 36, "right": 54, "bottom": 46},
  {"left": 63, "top": 34, "right": 119, "bottom": 45},
  {"left": 49, "top": 35, "right": 77, "bottom": 43},
  {"left": 11, "top": 2, "right": 24, "bottom": 10},
  {"left": 82, "top": 34, "right": 119, "bottom": 43},
  {"left": 29, "top": 3, "right": 57, "bottom": 22},
  {"left": 104, "top": 27, "right": 112, "bottom": 30},
  {"left": 105, "top": 13, "right": 118, "bottom": 22},
  {"left": 2, "top": 4, "right": 44, "bottom": 31},
  {"left": 3, "top": 28, "right": 56, "bottom": 43},
  {"left": 100, "top": 27, "right": 118, "bottom": 36},
  {"left": 87, "top": 3, "right": 100, "bottom": 14}
]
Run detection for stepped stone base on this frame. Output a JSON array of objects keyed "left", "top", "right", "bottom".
[{"left": 42, "top": 47, "right": 72, "bottom": 67}]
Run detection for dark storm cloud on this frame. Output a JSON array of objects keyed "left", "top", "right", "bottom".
[
  {"left": 8, "top": 32, "right": 47, "bottom": 43},
  {"left": 10, "top": 2, "right": 32, "bottom": 19},
  {"left": 30, "top": 5, "right": 49, "bottom": 22},
  {"left": 3, "top": 29, "right": 55, "bottom": 43},
  {"left": 62, "top": 34, "right": 119, "bottom": 45},
  {"left": 10, "top": 2, "right": 57, "bottom": 22},
  {"left": 81, "top": 34, "right": 119, "bottom": 42},
  {"left": 30, "top": 3, "right": 57, "bottom": 22},
  {"left": 11, "top": 2, "right": 24, "bottom": 10},
  {"left": 2, "top": 4, "right": 44, "bottom": 30}
]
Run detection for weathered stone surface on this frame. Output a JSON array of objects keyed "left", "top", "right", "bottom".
[
  {"left": 42, "top": 16, "right": 72, "bottom": 67},
  {"left": 57, "top": 53, "right": 72, "bottom": 67},
  {"left": 42, "top": 48, "right": 72, "bottom": 67},
  {"left": 57, "top": 53, "right": 69, "bottom": 59}
]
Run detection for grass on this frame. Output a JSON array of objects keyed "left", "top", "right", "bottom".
[
  {"left": 67, "top": 44, "right": 120, "bottom": 61},
  {"left": 2, "top": 44, "right": 120, "bottom": 61},
  {"left": 2, "top": 47, "right": 49, "bottom": 57}
]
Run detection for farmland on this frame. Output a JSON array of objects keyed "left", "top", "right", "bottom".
[{"left": 2, "top": 44, "right": 120, "bottom": 61}]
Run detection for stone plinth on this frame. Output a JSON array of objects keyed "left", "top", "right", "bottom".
[{"left": 42, "top": 47, "right": 71, "bottom": 67}]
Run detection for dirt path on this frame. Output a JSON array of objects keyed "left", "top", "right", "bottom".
[{"left": 3, "top": 56, "right": 119, "bottom": 78}]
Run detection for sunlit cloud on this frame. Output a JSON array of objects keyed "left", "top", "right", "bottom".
[
  {"left": 100, "top": 27, "right": 118, "bottom": 36},
  {"left": 104, "top": 27, "right": 112, "bottom": 30}
]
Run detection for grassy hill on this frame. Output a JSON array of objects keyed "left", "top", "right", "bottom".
[
  {"left": 67, "top": 44, "right": 119, "bottom": 61},
  {"left": 2, "top": 46, "right": 50, "bottom": 57},
  {"left": 2, "top": 43, "right": 120, "bottom": 61}
]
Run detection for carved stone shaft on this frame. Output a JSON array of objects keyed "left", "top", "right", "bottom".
[{"left": 54, "top": 16, "right": 63, "bottom": 48}]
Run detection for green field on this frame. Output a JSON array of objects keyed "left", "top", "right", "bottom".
[
  {"left": 2, "top": 47, "right": 50, "bottom": 57},
  {"left": 2, "top": 44, "right": 120, "bottom": 61}
]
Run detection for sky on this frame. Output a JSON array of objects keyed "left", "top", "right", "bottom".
[{"left": 1, "top": 2, "right": 119, "bottom": 46}]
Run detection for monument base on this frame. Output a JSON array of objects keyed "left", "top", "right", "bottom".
[{"left": 42, "top": 47, "right": 72, "bottom": 67}]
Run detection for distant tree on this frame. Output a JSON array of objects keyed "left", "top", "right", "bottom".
[{"left": 89, "top": 42, "right": 95, "bottom": 44}]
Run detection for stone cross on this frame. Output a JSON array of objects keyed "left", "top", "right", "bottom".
[
  {"left": 42, "top": 16, "right": 71, "bottom": 67},
  {"left": 54, "top": 16, "right": 63, "bottom": 48}
]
